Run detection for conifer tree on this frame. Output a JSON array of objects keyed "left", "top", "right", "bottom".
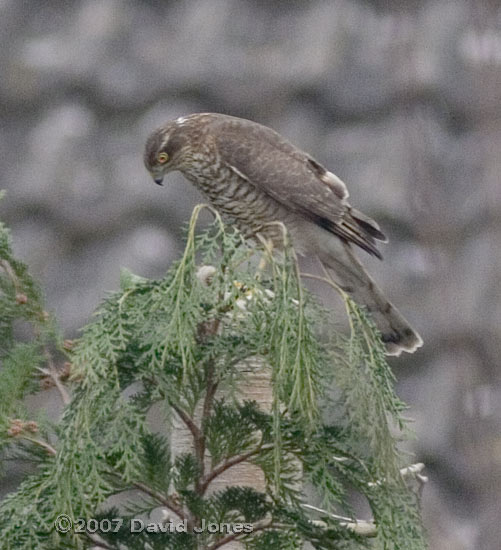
[{"left": 0, "top": 197, "right": 427, "bottom": 550}]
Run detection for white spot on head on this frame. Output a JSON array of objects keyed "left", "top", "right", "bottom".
[
  {"left": 160, "top": 132, "right": 171, "bottom": 150},
  {"left": 176, "top": 116, "right": 188, "bottom": 125}
]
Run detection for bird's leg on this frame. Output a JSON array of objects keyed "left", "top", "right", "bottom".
[
  {"left": 255, "top": 233, "right": 275, "bottom": 281},
  {"left": 318, "top": 260, "right": 349, "bottom": 298}
]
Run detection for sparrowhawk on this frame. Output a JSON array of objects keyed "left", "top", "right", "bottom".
[{"left": 144, "top": 113, "right": 422, "bottom": 356}]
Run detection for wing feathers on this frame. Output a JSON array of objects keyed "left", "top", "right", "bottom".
[
  {"left": 307, "top": 159, "right": 349, "bottom": 200},
  {"left": 313, "top": 213, "right": 383, "bottom": 260},
  {"left": 213, "top": 118, "right": 385, "bottom": 258},
  {"left": 350, "top": 208, "right": 387, "bottom": 242}
]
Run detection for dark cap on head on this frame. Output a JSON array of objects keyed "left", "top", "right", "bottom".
[
  {"left": 143, "top": 123, "right": 190, "bottom": 174},
  {"left": 143, "top": 128, "right": 168, "bottom": 172}
]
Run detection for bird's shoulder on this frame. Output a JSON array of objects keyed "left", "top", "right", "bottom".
[
  {"left": 207, "top": 114, "right": 348, "bottom": 200},
  {"left": 208, "top": 114, "right": 306, "bottom": 160},
  {"left": 204, "top": 114, "right": 386, "bottom": 258}
]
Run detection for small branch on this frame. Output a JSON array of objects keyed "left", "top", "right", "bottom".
[
  {"left": 84, "top": 531, "right": 116, "bottom": 549},
  {"left": 302, "top": 504, "right": 353, "bottom": 523},
  {"left": 0, "top": 259, "right": 23, "bottom": 294},
  {"left": 300, "top": 270, "right": 346, "bottom": 298},
  {"left": 1, "top": 259, "right": 71, "bottom": 406},
  {"left": 401, "top": 462, "right": 426, "bottom": 477},
  {"left": 303, "top": 465, "right": 427, "bottom": 538},
  {"left": 312, "top": 518, "right": 377, "bottom": 537},
  {"left": 302, "top": 504, "right": 376, "bottom": 537},
  {"left": 199, "top": 443, "right": 271, "bottom": 494},
  {"left": 193, "top": 359, "right": 218, "bottom": 494},
  {"left": 202, "top": 359, "right": 218, "bottom": 427},
  {"left": 37, "top": 356, "right": 71, "bottom": 406},
  {"left": 106, "top": 469, "right": 187, "bottom": 521},
  {"left": 46, "top": 351, "right": 71, "bottom": 405},
  {"left": 367, "top": 462, "right": 426, "bottom": 487},
  {"left": 207, "top": 518, "right": 275, "bottom": 550},
  {"left": 195, "top": 313, "right": 221, "bottom": 493},
  {"left": 332, "top": 455, "right": 349, "bottom": 463},
  {"left": 131, "top": 480, "right": 186, "bottom": 521},
  {"left": 19, "top": 435, "right": 57, "bottom": 456},
  {"left": 171, "top": 403, "right": 201, "bottom": 441}
]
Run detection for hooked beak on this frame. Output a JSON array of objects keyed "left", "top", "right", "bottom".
[{"left": 153, "top": 176, "right": 164, "bottom": 186}]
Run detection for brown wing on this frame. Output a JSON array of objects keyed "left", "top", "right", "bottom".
[{"left": 211, "top": 115, "right": 386, "bottom": 259}]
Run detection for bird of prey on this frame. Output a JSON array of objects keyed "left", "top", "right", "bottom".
[{"left": 144, "top": 113, "right": 422, "bottom": 356}]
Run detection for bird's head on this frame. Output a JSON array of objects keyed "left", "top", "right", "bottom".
[{"left": 143, "top": 118, "right": 193, "bottom": 185}]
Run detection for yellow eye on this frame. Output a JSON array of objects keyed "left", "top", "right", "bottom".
[{"left": 157, "top": 152, "right": 169, "bottom": 164}]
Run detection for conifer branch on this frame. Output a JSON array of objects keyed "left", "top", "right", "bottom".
[{"left": 0, "top": 207, "right": 426, "bottom": 550}]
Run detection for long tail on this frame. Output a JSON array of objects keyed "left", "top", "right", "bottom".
[{"left": 320, "top": 242, "right": 423, "bottom": 356}]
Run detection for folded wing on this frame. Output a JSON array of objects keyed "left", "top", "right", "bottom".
[{"left": 213, "top": 117, "right": 387, "bottom": 259}]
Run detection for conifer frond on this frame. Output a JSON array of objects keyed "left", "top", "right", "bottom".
[{"left": 0, "top": 204, "right": 426, "bottom": 550}]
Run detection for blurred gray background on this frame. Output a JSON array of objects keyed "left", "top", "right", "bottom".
[{"left": 1, "top": 1, "right": 500, "bottom": 548}]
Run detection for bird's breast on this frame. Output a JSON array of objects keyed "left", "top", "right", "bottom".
[{"left": 181, "top": 161, "right": 301, "bottom": 247}]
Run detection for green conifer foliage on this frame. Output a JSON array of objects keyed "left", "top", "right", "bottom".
[{"left": 0, "top": 200, "right": 427, "bottom": 550}]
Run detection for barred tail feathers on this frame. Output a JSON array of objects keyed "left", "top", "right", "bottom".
[{"left": 320, "top": 243, "right": 422, "bottom": 356}]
